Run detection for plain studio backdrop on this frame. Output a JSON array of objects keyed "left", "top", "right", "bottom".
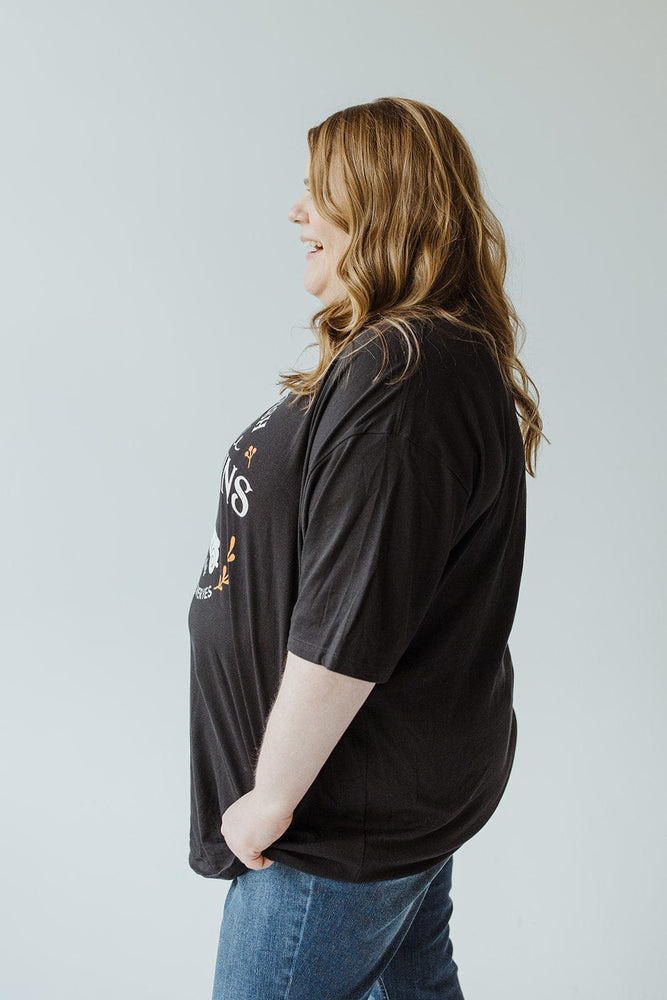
[{"left": 1, "top": 2, "right": 664, "bottom": 998}]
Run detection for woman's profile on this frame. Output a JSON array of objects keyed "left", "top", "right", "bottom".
[{"left": 188, "top": 96, "right": 546, "bottom": 1000}]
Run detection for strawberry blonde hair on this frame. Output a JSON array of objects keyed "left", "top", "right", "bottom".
[{"left": 278, "top": 96, "right": 547, "bottom": 476}]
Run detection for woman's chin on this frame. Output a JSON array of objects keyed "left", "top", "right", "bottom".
[{"left": 303, "top": 278, "right": 326, "bottom": 303}]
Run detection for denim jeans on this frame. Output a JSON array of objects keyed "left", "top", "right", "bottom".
[{"left": 211, "top": 853, "right": 464, "bottom": 999}]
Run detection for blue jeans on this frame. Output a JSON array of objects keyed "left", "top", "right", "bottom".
[{"left": 211, "top": 853, "right": 464, "bottom": 999}]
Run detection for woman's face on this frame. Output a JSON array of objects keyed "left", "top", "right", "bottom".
[{"left": 287, "top": 156, "right": 350, "bottom": 307}]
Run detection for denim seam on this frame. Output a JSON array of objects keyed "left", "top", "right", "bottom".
[
  {"left": 283, "top": 875, "right": 317, "bottom": 999},
  {"left": 353, "top": 710, "right": 370, "bottom": 881}
]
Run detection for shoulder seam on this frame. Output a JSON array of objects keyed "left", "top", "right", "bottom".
[{"left": 305, "top": 430, "right": 470, "bottom": 495}]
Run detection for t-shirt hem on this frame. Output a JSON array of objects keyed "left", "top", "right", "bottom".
[
  {"left": 262, "top": 843, "right": 455, "bottom": 884},
  {"left": 189, "top": 849, "right": 247, "bottom": 881},
  {"left": 286, "top": 634, "right": 392, "bottom": 683}
]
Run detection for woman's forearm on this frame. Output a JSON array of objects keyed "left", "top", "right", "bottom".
[{"left": 252, "top": 650, "right": 376, "bottom": 814}]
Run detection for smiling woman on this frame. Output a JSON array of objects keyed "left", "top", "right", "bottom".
[
  {"left": 190, "top": 95, "right": 546, "bottom": 1000},
  {"left": 287, "top": 161, "right": 351, "bottom": 306}
]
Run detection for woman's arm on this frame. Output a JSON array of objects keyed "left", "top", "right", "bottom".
[
  {"left": 253, "top": 650, "right": 376, "bottom": 813},
  {"left": 220, "top": 650, "right": 375, "bottom": 868}
]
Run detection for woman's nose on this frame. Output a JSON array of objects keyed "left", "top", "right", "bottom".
[{"left": 287, "top": 199, "right": 306, "bottom": 224}]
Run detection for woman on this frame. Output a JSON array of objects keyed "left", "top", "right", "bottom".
[{"left": 188, "top": 96, "right": 545, "bottom": 1000}]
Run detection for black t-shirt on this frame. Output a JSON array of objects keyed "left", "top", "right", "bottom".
[{"left": 188, "top": 317, "right": 526, "bottom": 883}]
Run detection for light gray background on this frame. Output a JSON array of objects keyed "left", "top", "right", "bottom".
[{"left": 1, "top": 2, "right": 664, "bottom": 998}]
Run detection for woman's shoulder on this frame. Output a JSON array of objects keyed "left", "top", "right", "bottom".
[
  {"left": 307, "top": 315, "right": 512, "bottom": 494},
  {"left": 333, "top": 315, "right": 499, "bottom": 393}
]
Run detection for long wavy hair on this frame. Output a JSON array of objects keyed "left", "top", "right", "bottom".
[{"left": 278, "top": 96, "right": 547, "bottom": 476}]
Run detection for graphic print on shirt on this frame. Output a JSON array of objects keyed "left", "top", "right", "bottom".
[{"left": 193, "top": 399, "right": 284, "bottom": 601}]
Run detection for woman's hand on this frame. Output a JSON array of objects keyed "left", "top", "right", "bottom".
[{"left": 220, "top": 789, "right": 294, "bottom": 870}]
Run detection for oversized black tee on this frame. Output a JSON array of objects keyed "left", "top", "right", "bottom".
[{"left": 188, "top": 317, "right": 526, "bottom": 883}]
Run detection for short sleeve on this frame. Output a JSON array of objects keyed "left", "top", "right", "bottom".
[{"left": 286, "top": 431, "right": 470, "bottom": 683}]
